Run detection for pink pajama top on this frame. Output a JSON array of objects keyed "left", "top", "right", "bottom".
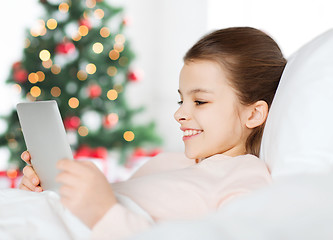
[{"left": 91, "top": 153, "right": 272, "bottom": 240}]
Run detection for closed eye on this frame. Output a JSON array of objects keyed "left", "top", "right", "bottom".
[{"left": 177, "top": 100, "right": 183, "bottom": 105}]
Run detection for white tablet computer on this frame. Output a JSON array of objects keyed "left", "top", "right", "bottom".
[{"left": 17, "top": 100, "right": 73, "bottom": 192}]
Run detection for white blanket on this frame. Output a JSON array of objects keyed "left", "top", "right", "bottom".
[{"left": 0, "top": 189, "right": 90, "bottom": 240}]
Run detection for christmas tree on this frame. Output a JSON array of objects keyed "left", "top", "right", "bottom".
[{"left": 0, "top": 0, "right": 162, "bottom": 170}]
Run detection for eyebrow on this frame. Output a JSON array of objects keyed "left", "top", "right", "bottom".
[{"left": 178, "top": 89, "right": 214, "bottom": 95}]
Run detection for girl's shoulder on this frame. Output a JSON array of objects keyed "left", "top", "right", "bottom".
[{"left": 129, "top": 152, "right": 195, "bottom": 179}]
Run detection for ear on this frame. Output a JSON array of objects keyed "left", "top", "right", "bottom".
[{"left": 245, "top": 100, "right": 269, "bottom": 129}]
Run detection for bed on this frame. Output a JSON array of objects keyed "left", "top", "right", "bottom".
[{"left": 1, "top": 28, "right": 333, "bottom": 240}]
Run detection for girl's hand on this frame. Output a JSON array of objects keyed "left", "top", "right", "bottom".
[
  {"left": 18, "top": 151, "right": 43, "bottom": 192},
  {"left": 56, "top": 159, "right": 117, "bottom": 228}
]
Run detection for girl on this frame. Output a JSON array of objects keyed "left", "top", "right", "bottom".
[{"left": 19, "top": 27, "right": 286, "bottom": 240}]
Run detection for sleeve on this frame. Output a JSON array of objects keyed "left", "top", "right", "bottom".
[{"left": 91, "top": 200, "right": 154, "bottom": 240}]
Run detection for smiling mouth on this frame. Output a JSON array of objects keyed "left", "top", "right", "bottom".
[{"left": 183, "top": 129, "right": 203, "bottom": 137}]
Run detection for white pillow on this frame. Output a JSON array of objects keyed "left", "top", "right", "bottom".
[{"left": 260, "top": 29, "right": 333, "bottom": 177}]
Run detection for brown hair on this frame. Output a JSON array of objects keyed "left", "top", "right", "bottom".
[{"left": 184, "top": 27, "right": 286, "bottom": 157}]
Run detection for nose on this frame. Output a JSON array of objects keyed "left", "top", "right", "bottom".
[{"left": 174, "top": 105, "right": 189, "bottom": 123}]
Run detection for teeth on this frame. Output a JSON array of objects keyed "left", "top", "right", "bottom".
[{"left": 183, "top": 130, "right": 202, "bottom": 136}]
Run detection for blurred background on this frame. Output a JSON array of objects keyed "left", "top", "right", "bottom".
[{"left": 0, "top": 0, "right": 332, "bottom": 184}]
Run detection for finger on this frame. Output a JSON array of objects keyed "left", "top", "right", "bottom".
[
  {"left": 58, "top": 185, "right": 75, "bottom": 200},
  {"left": 57, "top": 159, "right": 91, "bottom": 175},
  {"left": 22, "top": 166, "right": 40, "bottom": 186},
  {"left": 18, "top": 182, "right": 32, "bottom": 191},
  {"left": 19, "top": 177, "right": 35, "bottom": 191},
  {"left": 56, "top": 171, "right": 81, "bottom": 187},
  {"left": 21, "top": 151, "right": 31, "bottom": 165}
]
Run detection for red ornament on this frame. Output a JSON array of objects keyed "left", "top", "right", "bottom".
[
  {"left": 12, "top": 61, "right": 22, "bottom": 70},
  {"left": 13, "top": 69, "right": 28, "bottom": 83},
  {"left": 55, "top": 41, "right": 76, "bottom": 54},
  {"left": 103, "top": 113, "right": 119, "bottom": 129},
  {"left": 128, "top": 69, "right": 143, "bottom": 82},
  {"left": 133, "top": 148, "right": 146, "bottom": 158},
  {"left": 91, "top": 147, "right": 108, "bottom": 160},
  {"left": 74, "top": 145, "right": 108, "bottom": 160},
  {"left": 122, "top": 17, "right": 131, "bottom": 26},
  {"left": 88, "top": 84, "right": 102, "bottom": 99},
  {"left": 79, "top": 18, "right": 91, "bottom": 29},
  {"left": 63, "top": 116, "right": 81, "bottom": 130}
]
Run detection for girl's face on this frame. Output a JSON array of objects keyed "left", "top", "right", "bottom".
[{"left": 174, "top": 60, "right": 250, "bottom": 160}]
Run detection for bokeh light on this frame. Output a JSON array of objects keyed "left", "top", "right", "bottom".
[
  {"left": 51, "top": 64, "right": 61, "bottom": 74},
  {"left": 100, "top": 27, "right": 110, "bottom": 38},
  {"left": 115, "top": 34, "right": 126, "bottom": 44},
  {"left": 42, "top": 59, "right": 53, "bottom": 69},
  {"left": 28, "top": 73, "right": 39, "bottom": 84},
  {"left": 78, "top": 126, "right": 89, "bottom": 136},
  {"left": 107, "top": 66, "right": 117, "bottom": 76},
  {"left": 92, "top": 42, "right": 103, "bottom": 54},
  {"left": 123, "top": 131, "right": 135, "bottom": 142},
  {"left": 39, "top": 49, "right": 51, "bottom": 61},
  {"left": 77, "top": 70, "right": 88, "bottom": 81},
  {"left": 109, "top": 50, "right": 120, "bottom": 60},
  {"left": 86, "top": 63, "right": 96, "bottom": 74},
  {"left": 59, "top": 2, "right": 69, "bottom": 13},
  {"left": 36, "top": 71, "right": 45, "bottom": 82},
  {"left": 51, "top": 86, "right": 61, "bottom": 97},
  {"left": 94, "top": 9, "right": 104, "bottom": 19},
  {"left": 68, "top": 97, "right": 80, "bottom": 108},
  {"left": 78, "top": 25, "right": 89, "bottom": 36},
  {"left": 86, "top": 0, "right": 96, "bottom": 8},
  {"left": 30, "top": 86, "right": 41, "bottom": 98},
  {"left": 46, "top": 19, "right": 58, "bottom": 30},
  {"left": 107, "top": 89, "right": 118, "bottom": 100}
]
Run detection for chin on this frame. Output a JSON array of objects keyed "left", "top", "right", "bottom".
[{"left": 184, "top": 149, "right": 205, "bottom": 160}]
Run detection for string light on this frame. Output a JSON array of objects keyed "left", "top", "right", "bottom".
[
  {"left": 30, "top": 20, "right": 45, "bottom": 37},
  {"left": 28, "top": 73, "right": 39, "bottom": 84},
  {"left": 115, "top": 34, "right": 126, "bottom": 44},
  {"left": 77, "top": 70, "right": 88, "bottom": 81},
  {"left": 78, "top": 126, "right": 89, "bottom": 136},
  {"left": 39, "top": 50, "right": 51, "bottom": 61},
  {"left": 123, "top": 131, "right": 135, "bottom": 142},
  {"left": 100, "top": 27, "right": 110, "bottom": 38},
  {"left": 36, "top": 71, "right": 45, "bottom": 82},
  {"left": 42, "top": 59, "right": 53, "bottom": 69},
  {"left": 114, "top": 43, "right": 124, "bottom": 52},
  {"left": 114, "top": 84, "right": 123, "bottom": 93},
  {"left": 59, "top": 2, "right": 69, "bottom": 13},
  {"left": 92, "top": 42, "right": 103, "bottom": 54},
  {"left": 30, "top": 86, "right": 41, "bottom": 98},
  {"left": 51, "top": 86, "right": 61, "bottom": 97},
  {"left": 107, "top": 66, "right": 117, "bottom": 76},
  {"left": 78, "top": 25, "right": 89, "bottom": 36},
  {"left": 46, "top": 19, "right": 58, "bottom": 30},
  {"left": 13, "top": 84, "right": 22, "bottom": 94},
  {"left": 106, "top": 113, "right": 119, "bottom": 126},
  {"left": 86, "top": 63, "right": 96, "bottom": 74},
  {"left": 119, "top": 56, "right": 129, "bottom": 66},
  {"left": 109, "top": 49, "right": 120, "bottom": 60},
  {"left": 72, "top": 33, "right": 82, "bottom": 41},
  {"left": 68, "top": 97, "right": 80, "bottom": 108},
  {"left": 86, "top": 0, "right": 96, "bottom": 8},
  {"left": 107, "top": 89, "right": 118, "bottom": 100},
  {"left": 51, "top": 64, "right": 61, "bottom": 74},
  {"left": 94, "top": 9, "right": 104, "bottom": 19}
]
